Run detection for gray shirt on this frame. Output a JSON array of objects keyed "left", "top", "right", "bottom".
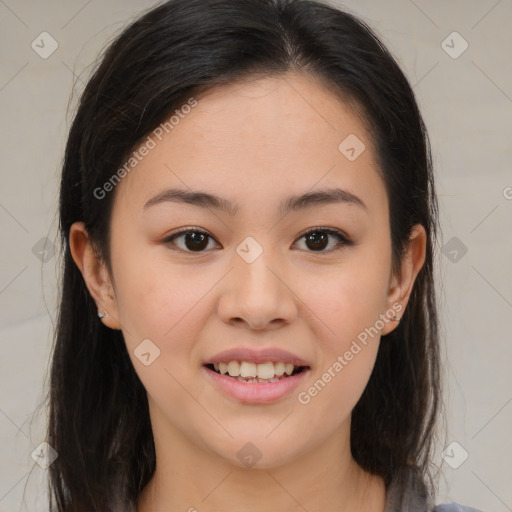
[{"left": 384, "top": 467, "right": 485, "bottom": 512}]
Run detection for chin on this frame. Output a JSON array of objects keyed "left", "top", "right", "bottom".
[{"left": 210, "top": 436, "right": 306, "bottom": 471}]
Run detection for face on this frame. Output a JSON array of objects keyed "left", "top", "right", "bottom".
[{"left": 71, "top": 72, "right": 425, "bottom": 470}]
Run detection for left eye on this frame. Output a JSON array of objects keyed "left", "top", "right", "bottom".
[
  {"left": 294, "top": 227, "right": 353, "bottom": 252},
  {"left": 163, "top": 227, "right": 353, "bottom": 253}
]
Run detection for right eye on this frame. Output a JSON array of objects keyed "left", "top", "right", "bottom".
[{"left": 162, "top": 227, "right": 221, "bottom": 253}]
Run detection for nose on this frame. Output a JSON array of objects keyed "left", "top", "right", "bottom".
[{"left": 217, "top": 250, "right": 298, "bottom": 331}]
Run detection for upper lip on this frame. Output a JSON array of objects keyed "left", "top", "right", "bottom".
[{"left": 204, "top": 347, "right": 311, "bottom": 367}]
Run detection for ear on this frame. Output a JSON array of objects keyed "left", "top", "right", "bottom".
[
  {"left": 380, "top": 224, "right": 427, "bottom": 336},
  {"left": 69, "top": 221, "right": 122, "bottom": 330}
]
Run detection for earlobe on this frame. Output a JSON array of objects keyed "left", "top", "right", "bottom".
[
  {"left": 381, "top": 224, "right": 427, "bottom": 336},
  {"left": 69, "top": 222, "right": 122, "bottom": 330}
]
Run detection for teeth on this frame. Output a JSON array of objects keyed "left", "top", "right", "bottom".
[
  {"left": 210, "top": 360, "right": 302, "bottom": 379},
  {"left": 227, "top": 361, "right": 240, "bottom": 377},
  {"left": 255, "top": 362, "right": 274, "bottom": 379},
  {"left": 274, "top": 361, "right": 285, "bottom": 376},
  {"left": 240, "top": 361, "right": 257, "bottom": 378},
  {"left": 235, "top": 376, "right": 281, "bottom": 383}
]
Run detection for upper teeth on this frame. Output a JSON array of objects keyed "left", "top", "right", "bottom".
[{"left": 213, "top": 361, "right": 296, "bottom": 379}]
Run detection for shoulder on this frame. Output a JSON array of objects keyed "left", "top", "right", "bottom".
[{"left": 434, "top": 501, "right": 486, "bottom": 512}]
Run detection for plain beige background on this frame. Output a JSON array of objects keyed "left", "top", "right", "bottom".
[{"left": 0, "top": 0, "right": 511, "bottom": 511}]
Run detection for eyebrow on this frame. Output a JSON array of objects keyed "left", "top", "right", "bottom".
[{"left": 143, "top": 186, "right": 368, "bottom": 216}]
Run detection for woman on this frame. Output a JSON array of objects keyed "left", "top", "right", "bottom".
[{"left": 47, "top": 0, "right": 485, "bottom": 510}]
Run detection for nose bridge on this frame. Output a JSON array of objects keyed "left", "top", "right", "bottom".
[
  {"left": 234, "top": 237, "right": 282, "bottom": 300},
  {"left": 217, "top": 236, "right": 297, "bottom": 329}
]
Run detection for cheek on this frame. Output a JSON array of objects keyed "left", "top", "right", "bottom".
[
  {"left": 297, "top": 348, "right": 377, "bottom": 441},
  {"left": 112, "top": 251, "right": 226, "bottom": 410},
  {"left": 295, "top": 265, "right": 387, "bottom": 429},
  {"left": 294, "top": 246, "right": 391, "bottom": 413},
  {"left": 303, "top": 250, "right": 391, "bottom": 345},
  {"left": 113, "top": 252, "right": 211, "bottom": 409},
  {"left": 111, "top": 237, "right": 210, "bottom": 339},
  {"left": 306, "top": 276, "right": 383, "bottom": 389}
]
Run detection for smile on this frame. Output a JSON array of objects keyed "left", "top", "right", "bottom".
[
  {"left": 202, "top": 362, "right": 311, "bottom": 404},
  {"left": 205, "top": 360, "right": 308, "bottom": 382}
]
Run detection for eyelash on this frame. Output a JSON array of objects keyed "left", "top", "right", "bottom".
[{"left": 162, "top": 226, "right": 354, "bottom": 254}]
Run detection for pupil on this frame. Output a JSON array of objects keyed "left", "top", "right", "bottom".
[
  {"left": 306, "top": 232, "right": 328, "bottom": 251},
  {"left": 185, "top": 232, "right": 208, "bottom": 251}
]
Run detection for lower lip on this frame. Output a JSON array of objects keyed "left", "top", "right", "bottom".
[{"left": 201, "top": 365, "right": 310, "bottom": 404}]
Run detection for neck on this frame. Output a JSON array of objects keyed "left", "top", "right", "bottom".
[{"left": 136, "top": 401, "right": 386, "bottom": 512}]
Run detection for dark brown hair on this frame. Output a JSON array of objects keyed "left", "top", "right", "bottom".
[{"left": 45, "top": 0, "right": 444, "bottom": 509}]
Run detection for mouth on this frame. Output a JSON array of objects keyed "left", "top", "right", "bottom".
[
  {"left": 202, "top": 360, "right": 311, "bottom": 404},
  {"left": 203, "top": 361, "right": 310, "bottom": 383}
]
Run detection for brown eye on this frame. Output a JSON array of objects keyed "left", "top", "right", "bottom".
[
  {"left": 163, "top": 226, "right": 353, "bottom": 255},
  {"left": 164, "top": 228, "right": 219, "bottom": 252},
  {"left": 294, "top": 228, "right": 353, "bottom": 253},
  {"left": 305, "top": 231, "right": 329, "bottom": 251}
]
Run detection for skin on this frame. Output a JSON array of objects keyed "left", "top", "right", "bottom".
[{"left": 70, "top": 72, "right": 426, "bottom": 512}]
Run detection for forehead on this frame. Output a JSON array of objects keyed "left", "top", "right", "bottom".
[{"left": 112, "top": 72, "right": 385, "bottom": 218}]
